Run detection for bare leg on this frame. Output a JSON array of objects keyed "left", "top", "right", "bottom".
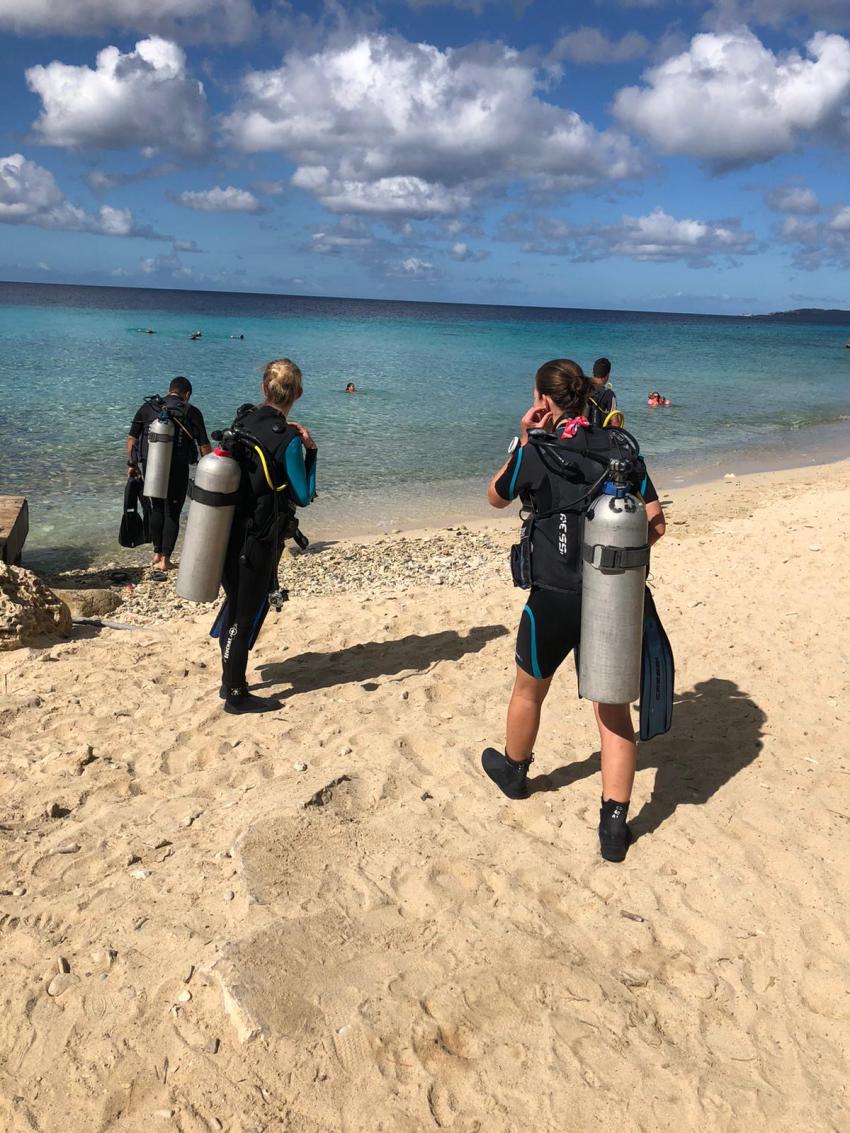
[
  {"left": 593, "top": 702, "right": 637, "bottom": 801},
  {"left": 505, "top": 667, "right": 553, "bottom": 761}
]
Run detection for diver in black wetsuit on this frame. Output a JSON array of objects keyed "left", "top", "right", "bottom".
[
  {"left": 127, "top": 376, "right": 211, "bottom": 573},
  {"left": 218, "top": 358, "right": 316, "bottom": 714}
]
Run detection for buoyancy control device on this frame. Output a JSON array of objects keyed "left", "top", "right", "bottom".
[{"left": 578, "top": 459, "right": 649, "bottom": 704}]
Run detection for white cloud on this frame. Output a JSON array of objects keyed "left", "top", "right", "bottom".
[
  {"left": 613, "top": 29, "right": 850, "bottom": 169},
  {"left": 451, "top": 240, "right": 489, "bottom": 262},
  {"left": 26, "top": 37, "right": 209, "bottom": 155},
  {"left": 0, "top": 152, "right": 161, "bottom": 238},
  {"left": 777, "top": 207, "right": 850, "bottom": 267},
  {"left": 396, "top": 256, "right": 438, "bottom": 278},
  {"left": 0, "top": 0, "right": 256, "bottom": 44},
  {"left": 765, "top": 184, "right": 821, "bottom": 213},
  {"left": 502, "top": 206, "right": 756, "bottom": 266},
  {"left": 175, "top": 186, "right": 265, "bottom": 213},
  {"left": 310, "top": 218, "right": 373, "bottom": 254},
  {"left": 706, "top": 1, "right": 850, "bottom": 32},
  {"left": 140, "top": 250, "right": 192, "bottom": 277},
  {"left": 224, "top": 34, "right": 643, "bottom": 218},
  {"left": 551, "top": 27, "right": 650, "bottom": 65}
]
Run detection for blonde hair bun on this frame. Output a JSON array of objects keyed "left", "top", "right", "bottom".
[{"left": 262, "top": 358, "right": 303, "bottom": 408}]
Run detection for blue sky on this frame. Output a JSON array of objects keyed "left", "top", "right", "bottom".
[{"left": 1, "top": 0, "right": 849, "bottom": 313}]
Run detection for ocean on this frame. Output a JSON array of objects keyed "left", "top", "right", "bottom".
[{"left": 2, "top": 281, "right": 849, "bottom": 568}]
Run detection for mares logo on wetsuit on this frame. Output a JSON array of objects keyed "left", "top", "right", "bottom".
[{"left": 558, "top": 511, "right": 568, "bottom": 556}]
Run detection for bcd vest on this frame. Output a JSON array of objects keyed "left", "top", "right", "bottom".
[
  {"left": 231, "top": 404, "right": 300, "bottom": 542},
  {"left": 513, "top": 427, "right": 648, "bottom": 594}
]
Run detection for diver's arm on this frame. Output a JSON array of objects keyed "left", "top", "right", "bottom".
[
  {"left": 126, "top": 435, "right": 140, "bottom": 477},
  {"left": 283, "top": 435, "right": 317, "bottom": 507},
  {"left": 646, "top": 499, "right": 665, "bottom": 545},
  {"left": 199, "top": 444, "right": 212, "bottom": 457},
  {"left": 488, "top": 462, "right": 513, "bottom": 509}
]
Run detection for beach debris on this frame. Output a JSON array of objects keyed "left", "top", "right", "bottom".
[
  {"left": 400, "top": 690, "right": 410, "bottom": 700},
  {"left": 74, "top": 744, "right": 96, "bottom": 774},
  {"left": 619, "top": 970, "right": 649, "bottom": 988},
  {"left": 205, "top": 1038, "right": 220, "bottom": 1055},
  {"left": 12, "top": 886, "right": 26, "bottom": 897},
  {"left": 130, "top": 868, "right": 152, "bottom": 880},
  {"left": 339, "top": 744, "right": 352, "bottom": 756},
  {"left": 133, "top": 916, "right": 148, "bottom": 931},
  {"left": 182, "top": 965, "right": 195, "bottom": 984},
  {"left": 177, "top": 990, "right": 192, "bottom": 1003},
  {"left": 620, "top": 910, "right": 646, "bottom": 923},
  {"left": 304, "top": 775, "right": 351, "bottom": 808},
  {"left": 51, "top": 841, "right": 80, "bottom": 855},
  {"left": 57, "top": 956, "right": 71, "bottom": 974},
  {"left": 223, "top": 890, "right": 235, "bottom": 902},
  {"left": 152, "top": 1109, "right": 173, "bottom": 1120},
  {"left": 723, "top": 473, "right": 736, "bottom": 481},
  {"left": 809, "top": 544, "right": 821, "bottom": 552},
  {"left": 47, "top": 973, "right": 75, "bottom": 998},
  {"left": 293, "top": 761, "right": 307, "bottom": 772},
  {"left": 180, "top": 811, "right": 202, "bottom": 828}
]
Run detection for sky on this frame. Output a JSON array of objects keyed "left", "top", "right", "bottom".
[{"left": 1, "top": 0, "right": 850, "bottom": 313}]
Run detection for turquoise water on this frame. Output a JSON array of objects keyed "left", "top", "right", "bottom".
[{"left": 1, "top": 283, "right": 849, "bottom": 566}]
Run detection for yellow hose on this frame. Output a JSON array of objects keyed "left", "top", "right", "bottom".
[{"left": 252, "top": 444, "right": 288, "bottom": 492}]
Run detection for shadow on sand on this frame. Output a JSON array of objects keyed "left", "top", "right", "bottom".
[
  {"left": 255, "top": 624, "right": 508, "bottom": 698},
  {"left": 528, "top": 678, "right": 766, "bottom": 839}
]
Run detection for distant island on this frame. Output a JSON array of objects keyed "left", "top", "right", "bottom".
[{"left": 748, "top": 308, "right": 850, "bottom": 326}]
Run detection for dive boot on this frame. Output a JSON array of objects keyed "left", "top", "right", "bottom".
[
  {"left": 481, "top": 748, "right": 533, "bottom": 800},
  {"left": 599, "top": 798, "right": 632, "bottom": 862},
  {"left": 224, "top": 689, "right": 280, "bottom": 715}
]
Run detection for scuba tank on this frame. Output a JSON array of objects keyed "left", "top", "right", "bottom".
[
  {"left": 579, "top": 458, "right": 649, "bottom": 705},
  {"left": 143, "top": 412, "right": 175, "bottom": 499},
  {"left": 175, "top": 445, "right": 242, "bottom": 602}
]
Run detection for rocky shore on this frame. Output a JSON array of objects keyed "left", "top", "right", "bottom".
[{"left": 39, "top": 524, "right": 515, "bottom": 626}]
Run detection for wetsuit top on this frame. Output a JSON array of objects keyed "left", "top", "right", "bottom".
[
  {"left": 129, "top": 395, "right": 209, "bottom": 467},
  {"left": 495, "top": 426, "right": 657, "bottom": 593},
  {"left": 231, "top": 404, "right": 317, "bottom": 541},
  {"left": 587, "top": 386, "right": 617, "bottom": 427}
]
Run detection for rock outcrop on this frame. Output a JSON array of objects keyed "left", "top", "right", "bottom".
[{"left": 0, "top": 562, "right": 72, "bottom": 650}]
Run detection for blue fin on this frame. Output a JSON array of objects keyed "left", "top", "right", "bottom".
[
  {"left": 639, "top": 589, "right": 674, "bottom": 742},
  {"left": 210, "top": 595, "right": 270, "bottom": 649}
]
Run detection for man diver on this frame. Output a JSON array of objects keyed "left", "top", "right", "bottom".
[
  {"left": 127, "top": 376, "right": 211, "bottom": 575},
  {"left": 483, "top": 359, "right": 666, "bottom": 862},
  {"left": 216, "top": 358, "right": 317, "bottom": 714},
  {"left": 587, "top": 357, "right": 622, "bottom": 428}
]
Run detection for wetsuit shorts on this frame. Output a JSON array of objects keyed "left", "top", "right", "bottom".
[{"left": 515, "top": 587, "right": 581, "bottom": 681}]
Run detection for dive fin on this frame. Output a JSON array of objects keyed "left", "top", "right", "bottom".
[
  {"left": 639, "top": 589, "right": 674, "bottom": 742},
  {"left": 209, "top": 595, "right": 270, "bottom": 648},
  {"left": 118, "top": 477, "right": 146, "bottom": 548}
]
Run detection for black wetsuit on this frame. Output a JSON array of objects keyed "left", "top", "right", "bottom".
[
  {"left": 495, "top": 426, "right": 657, "bottom": 681},
  {"left": 587, "top": 385, "right": 617, "bottom": 427},
  {"left": 219, "top": 405, "right": 316, "bottom": 696},
  {"left": 129, "top": 396, "right": 209, "bottom": 558}
]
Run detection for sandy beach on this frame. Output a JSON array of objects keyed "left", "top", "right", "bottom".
[{"left": 1, "top": 459, "right": 849, "bottom": 1133}]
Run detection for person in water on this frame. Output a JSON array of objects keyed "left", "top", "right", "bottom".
[
  {"left": 218, "top": 358, "right": 317, "bottom": 714},
  {"left": 127, "top": 376, "right": 211, "bottom": 575},
  {"left": 647, "top": 390, "right": 672, "bottom": 407},
  {"left": 345, "top": 382, "right": 357, "bottom": 393},
  {"left": 483, "top": 359, "right": 666, "bottom": 861},
  {"left": 586, "top": 357, "right": 622, "bottom": 427}
]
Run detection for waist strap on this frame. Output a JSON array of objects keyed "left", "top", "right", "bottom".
[{"left": 148, "top": 431, "right": 173, "bottom": 443}]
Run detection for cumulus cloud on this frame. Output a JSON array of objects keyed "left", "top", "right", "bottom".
[
  {"left": 26, "top": 37, "right": 209, "bottom": 155},
  {"left": 0, "top": 152, "right": 164, "bottom": 238},
  {"left": 223, "top": 34, "right": 643, "bottom": 219},
  {"left": 551, "top": 27, "right": 650, "bottom": 65},
  {"left": 765, "top": 183, "right": 821, "bottom": 214},
  {"left": 0, "top": 0, "right": 256, "bottom": 44},
  {"left": 501, "top": 206, "right": 757, "bottom": 266},
  {"left": 777, "top": 207, "right": 850, "bottom": 267},
  {"left": 706, "top": 1, "right": 850, "bottom": 32},
  {"left": 175, "top": 185, "right": 265, "bottom": 213},
  {"left": 613, "top": 29, "right": 850, "bottom": 169},
  {"left": 393, "top": 256, "right": 440, "bottom": 280},
  {"left": 309, "top": 217, "right": 374, "bottom": 254},
  {"left": 450, "top": 241, "right": 489, "bottom": 261}
]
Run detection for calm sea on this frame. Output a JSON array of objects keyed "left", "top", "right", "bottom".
[{"left": 2, "top": 282, "right": 849, "bottom": 568}]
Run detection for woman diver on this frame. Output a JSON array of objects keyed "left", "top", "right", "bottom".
[
  {"left": 484, "top": 359, "right": 666, "bottom": 861},
  {"left": 216, "top": 358, "right": 317, "bottom": 714}
]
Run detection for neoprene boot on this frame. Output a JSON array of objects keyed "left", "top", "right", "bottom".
[
  {"left": 599, "top": 798, "right": 632, "bottom": 862},
  {"left": 224, "top": 689, "right": 280, "bottom": 715},
  {"left": 481, "top": 748, "right": 533, "bottom": 800}
]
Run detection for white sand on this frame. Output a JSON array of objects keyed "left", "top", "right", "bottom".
[{"left": 1, "top": 460, "right": 849, "bottom": 1132}]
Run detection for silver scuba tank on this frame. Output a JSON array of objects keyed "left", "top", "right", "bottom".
[
  {"left": 143, "top": 414, "right": 175, "bottom": 499},
  {"left": 175, "top": 450, "right": 242, "bottom": 603},
  {"left": 579, "top": 460, "right": 649, "bottom": 705}
]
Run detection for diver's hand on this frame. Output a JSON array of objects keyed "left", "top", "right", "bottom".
[
  {"left": 127, "top": 464, "right": 140, "bottom": 478},
  {"left": 289, "top": 421, "right": 316, "bottom": 450},
  {"left": 520, "top": 404, "right": 552, "bottom": 443}
]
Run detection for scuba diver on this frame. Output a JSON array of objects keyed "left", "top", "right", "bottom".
[
  {"left": 213, "top": 358, "right": 316, "bottom": 714},
  {"left": 127, "top": 376, "right": 210, "bottom": 575},
  {"left": 483, "top": 359, "right": 668, "bottom": 862},
  {"left": 587, "top": 357, "right": 623, "bottom": 428}
]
